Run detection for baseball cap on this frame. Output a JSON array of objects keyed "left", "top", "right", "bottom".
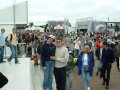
[{"left": 48, "top": 35, "right": 55, "bottom": 39}]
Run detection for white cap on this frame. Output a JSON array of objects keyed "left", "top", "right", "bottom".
[{"left": 48, "top": 35, "right": 55, "bottom": 39}]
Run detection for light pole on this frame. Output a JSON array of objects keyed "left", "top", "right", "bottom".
[{"left": 13, "top": 0, "right": 16, "bottom": 28}]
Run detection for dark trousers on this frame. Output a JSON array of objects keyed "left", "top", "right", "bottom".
[
  {"left": 102, "top": 64, "right": 112, "bottom": 86},
  {"left": 116, "top": 57, "right": 119, "bottom": 69},
  {"left": 54, "top": 67, "right": 66, "bottom": 90}
]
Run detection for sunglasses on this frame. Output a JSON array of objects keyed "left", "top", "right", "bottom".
[{"left": 56, "top": 40, "right": 61, "bottom": 43}]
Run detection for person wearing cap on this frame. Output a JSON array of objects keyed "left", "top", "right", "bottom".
[
  {"left": 41, "top": 35, "right": 56, "bottom": 90},
  {"left": 78, "top": 45, "right": 94, "bottom": 90},
  {"left": 50, "top": 37, "right": 69, "bottom": 90},
  {"left": 100, "top": 42, "right": 115, "bottom": 89}
]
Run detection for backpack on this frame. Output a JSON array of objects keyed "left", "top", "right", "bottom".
[{"left": 5, "top": 34, "right": 13, "bottom": 47}]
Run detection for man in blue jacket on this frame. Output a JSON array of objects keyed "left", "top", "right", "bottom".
[
  {"left": 41, "top": 35, "right": 56, "bottom": 90},
  {"left": 101, "top": 42, "right": 115, "bottom": 89}
]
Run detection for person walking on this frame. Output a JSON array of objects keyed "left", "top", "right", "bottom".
[
  {"left": 78, "top": 45, "right": 94, "bottom": 90},
  {"left": 0, "top": 28, "right": 6, "bottom": 63},
  {"left": 8, "top": 28, "right": 19, "bottom": 64},
  {"left": 66, "top": 50, "right": 74, "bottom": 90},
  {"left": 50, "top": 37, "right": 69, "bottom": 90},
  {"left": 100, "top": 42, "right": 115, "bottom": 89}
]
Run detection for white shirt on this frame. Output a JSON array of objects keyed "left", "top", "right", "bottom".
[
  {"left": 74, "top": 40, "right": 81, "bottom": 50},
  {"left": 83, "top": 54, "right": 88, "bottom": 65}
]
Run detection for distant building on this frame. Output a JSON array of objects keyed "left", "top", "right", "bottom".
[
  {"left": 75, "top": 17, "right": 120, "bottom": 34},
  {"left": 75, "top": 17, "right": 106, "bottom": 33},
  {"left": 46, "top": 20, "right": 71, "bottom": 34}
]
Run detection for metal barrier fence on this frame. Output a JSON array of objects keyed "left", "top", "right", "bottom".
[{"left": 17, "top": 43, "right": 27, "bottom": 58}]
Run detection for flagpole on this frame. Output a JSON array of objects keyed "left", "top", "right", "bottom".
[{"left": 13, "top": 0, "right": 16, "bottom": 28}]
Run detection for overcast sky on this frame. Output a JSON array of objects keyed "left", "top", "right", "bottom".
[{"left": 0, "top": 0, "right": 120, "bottom": 25}]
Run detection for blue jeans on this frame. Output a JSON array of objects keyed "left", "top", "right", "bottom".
[
  {"left": 74, "top": 49, "right": 79, "bottom": 57},
  {"left": 8, "top": 45, "right": 18, "bottom": 63},
  {"left": 82, "top": 65, "right": 91, "bottom": 90},
  {"left": 0, "top": 47, "right": 4, "bottom": 62},
  {"left": 43, "top": 61, "right": 55, "bottom": 90}
]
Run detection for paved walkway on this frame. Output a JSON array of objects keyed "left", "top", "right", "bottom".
[
  {"left": 0, "top": 59, "right": 120, "bottom": 90},
  {"left": 71, "top": 62, "right": 120, "bottom": 90},
  {"left": 33, "top": 60, "right": 120, "bottom": 90}
]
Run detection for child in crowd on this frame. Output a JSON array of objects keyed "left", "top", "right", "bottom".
[{"left": 66, "top": 50, "right": 74, "bottom": 90}]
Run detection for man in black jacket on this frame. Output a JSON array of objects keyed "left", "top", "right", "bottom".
[
  {"left": 41, "top": 35, "right": 56, "bottom": 90},
  {"left": 101, "top": 42, "right": 115, "bottom": 89}
]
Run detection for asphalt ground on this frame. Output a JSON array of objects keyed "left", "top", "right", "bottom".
[{"left": 68, "top": 62, "right": 120, "bottom": 90}]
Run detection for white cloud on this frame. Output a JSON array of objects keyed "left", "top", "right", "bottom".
[{"left": 0, "top": 0, "right": 120, "bottom": 25}]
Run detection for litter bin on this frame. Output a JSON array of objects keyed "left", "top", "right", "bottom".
[{"left": 17, "top": 43, "right": 27, "bottom": 58}]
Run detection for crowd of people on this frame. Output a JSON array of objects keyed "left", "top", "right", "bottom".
[{"left": 0, "top": 27, "right": 120, "bottom": 90}]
